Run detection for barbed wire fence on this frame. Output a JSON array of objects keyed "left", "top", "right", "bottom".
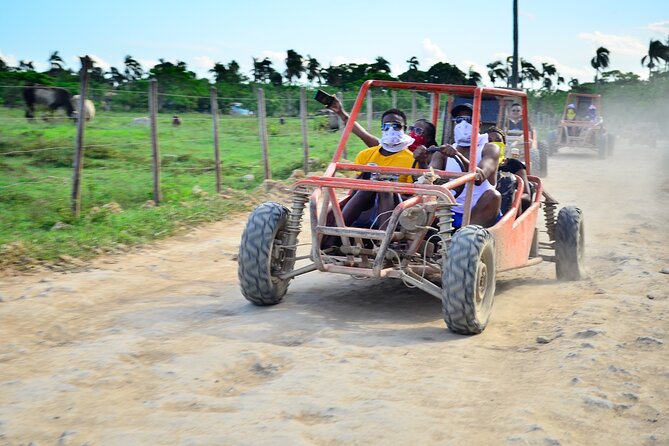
[{"left": 0, "top": 67, "right": 437, "bottom": 220}]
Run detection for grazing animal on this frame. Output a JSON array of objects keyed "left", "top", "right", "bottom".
[
  {"left": 23, "top": 86, "right": 75, "bottom": 121},
  {"left": 132, "top": 117, "right": 150, "bottom": 126},
  {"left": 71, "top": 95, "right": 96, "bottom": 121},
  {"left": 172, "top": 115, "right": 182, "bottom": 127}
]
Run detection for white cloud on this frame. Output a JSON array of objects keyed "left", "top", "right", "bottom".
[
  {"left": 578, "top": 31, "right": 646, "bottom": 56},
  {"left": 647, "top": 20, "right": 669, "bottom": 35},
  {"left": 259, "top": 50, "right": 285, "bottom": 67},
  {"left": 422, "top": 38, "right": 447, "bottom": 66},
  {"left": 193, "top": 55, "right": 215, "bottom": 71},
  {"left": 492, "top": 52, "right": 511, "bottom": 63},
  {"left": 462, "top": 59, "right": 488, "bottom": 78},
  {"left": 529, "top": 56, "right": 591, "bottom": 82},
  {"left": 88, "top": 54, "right": 111, "bottom": 71},
  {"left": 138, "top": 59, "right": 159, "bottom": 70},
  {"left": 192, "top": 56, "right": 216, "bottom": 80},
  {"left": 0, "top": 49, "right": 18, "bottom": 67}
]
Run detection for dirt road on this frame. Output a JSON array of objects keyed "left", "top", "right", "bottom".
[{"left": 1, "top": 141, "right": 668, "bottom": 445}]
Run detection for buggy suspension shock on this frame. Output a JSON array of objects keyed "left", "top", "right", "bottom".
[
  {"left": 435, "top": 205, "right": 454, "bottom": 260},
  {"left": 284, "top": 188, "right": 309, "bottom": 250},
  {"left": 543, "top": 201, "right": 557, "bottom": 241}
]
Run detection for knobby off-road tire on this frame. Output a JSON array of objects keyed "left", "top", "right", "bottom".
[
  {"left": 238, "top": 202, "right": 294, "bottom": 305},
  {"left": 442, "top": 225, "right": 497, "bottom": 335},
  {"left": 555, "top": 206, "right": 585, "bottom": 281}
]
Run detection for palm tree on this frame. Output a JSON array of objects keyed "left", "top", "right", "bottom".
[
  {"left": 107, "top": 67, "right": 126, "bottom": 87},
  {"left": 486, "top": 60, "right": 508, "bottom": 86},
  {"left": 371, "top": 56, "right": 391, "bottom": 73},
  {"left": 124, "top": 55, "right": 143, "bottom": 81},
  {"left": 467, "top": 66, "right": 482, "bottom": 85},
  {"left": 641, "top": 39, "right": 667, "bottom": 77},
  {"left": 540, "top": 62, "right": 558, "bottom": 91},
  {"left": 520, "top": 60, "right": 541, "bottom": 88},
  {"left": 48, "top": 51, "right": 64, "bottom": 71},
  {"left": 590, "top": 47, "right": 610, "bottom": 84},
  {"left": 19, "top": 60, "right": 34, "bottom": 72},
  {"left": 284, "top": 49, "right": 305, "bottom": 84},
  {"left": 252, "top": 57, "right": 275, "bottom": 83},
  {"left": 306, "top": 55, "right": 322, "bottom": 85},
  {"left": 406, "top": 56, "right": 419, "bottom": 71}
]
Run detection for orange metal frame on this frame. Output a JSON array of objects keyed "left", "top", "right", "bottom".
[{"left": 293, "top": 80, "right": 543, "bottom": 274}]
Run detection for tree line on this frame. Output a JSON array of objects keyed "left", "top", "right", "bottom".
[{"left": 1, "top": 39, "right": 668, "bottom": 115}]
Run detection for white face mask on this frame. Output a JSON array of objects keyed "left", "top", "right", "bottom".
[
  {"left": 380, "top": 128, "right": 414, "bottom": 153},
  {"left": 454, "top": 120, "right": 473, "bottom": 147}
]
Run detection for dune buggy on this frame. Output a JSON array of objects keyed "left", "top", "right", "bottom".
[
  {"left": 548, "top": 93, "right": 614, "bottom": 159},
  {"left": 238, "top": 81, "right": 585, "bottom": 335}
]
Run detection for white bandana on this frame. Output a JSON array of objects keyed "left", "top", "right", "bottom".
[{"left": 380, "top": 129, "right": 414, "bottom": 153}]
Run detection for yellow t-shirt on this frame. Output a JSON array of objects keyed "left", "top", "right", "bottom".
[{"left": 354, "top": 145, "right": 415, "bottom": 183}]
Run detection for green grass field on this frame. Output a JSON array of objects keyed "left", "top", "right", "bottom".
[{"left": 0, "top": 107, "right": 348, "bottom": 267}]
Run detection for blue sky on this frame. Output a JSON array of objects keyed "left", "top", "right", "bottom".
[{"left": 1, "top": 0, "right": 668, "bottom": 86}]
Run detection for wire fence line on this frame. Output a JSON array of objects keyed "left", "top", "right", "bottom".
[{"left": 0, "top": 74, "right": 440, "bottom": 219}]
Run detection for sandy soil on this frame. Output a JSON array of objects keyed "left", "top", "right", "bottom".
[{"left": 1, "top": 141, "right": 668, "bottom": 445}]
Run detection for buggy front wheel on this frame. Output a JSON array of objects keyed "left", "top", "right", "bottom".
[
  {"left": 442, "top": 226, "right": 496, "bottom": 335},
  {"left": 238, "top": 202, "right": 295, "bottom": 305}
]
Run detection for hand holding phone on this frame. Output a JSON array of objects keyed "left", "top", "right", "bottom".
[{"left": 314, "top": 89, "right": 334, "bottom": 107}]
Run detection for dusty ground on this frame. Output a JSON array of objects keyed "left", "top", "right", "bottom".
[{"left": 1, "top": 140, "right": 668, "bottom": 445}]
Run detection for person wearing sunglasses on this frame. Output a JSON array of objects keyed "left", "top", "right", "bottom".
[
  {"left": 428, "top": 104, "right": 502, "bottom": 229},
  {"left": 406, "top": 119, "right": 439, "bottom": 168},
  {"left": 318, "top": 101, "right": 417, "bottom": 248}
]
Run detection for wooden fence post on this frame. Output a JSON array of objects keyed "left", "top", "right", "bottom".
[
  {"left": 366, "top": 89, "right": 373, "bottom": 131},
  {"left": 71, "top": 56, "right": 91, "bottom": 217},
  {"left": 256, "top": 87, "right": 271, "bottom": 181},
  {"left": 411, "top": 90, "right": 417, "bottom": 122},
  {"left": 210, "top": 86, "right": 222, "bottom": 194},
  {"left": 299, "top": 87, "right": 309, "bottom": 175},
  {"left": 149, "top": 79, "right": 162, "bottom": 204}
]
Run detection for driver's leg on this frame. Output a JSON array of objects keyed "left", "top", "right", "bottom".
[{"left": 470, "top": 189, "right": 501, "bottom": 227}]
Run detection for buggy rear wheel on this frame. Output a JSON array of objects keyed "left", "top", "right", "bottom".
[
  {"left": 238, "top": 202, "right": 294, "bottom": 305},
  {"left": 555, "top": 206, "right": 585, "bottom": 281},
  {"left": 442, "top": 226, "right": 496, "bottom": 335}
]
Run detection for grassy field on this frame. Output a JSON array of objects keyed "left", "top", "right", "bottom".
[{"left": 0, "top": 107, "right": 350, "bottom": 268}]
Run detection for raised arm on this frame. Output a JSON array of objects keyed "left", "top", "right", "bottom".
[{"left": 328, "top": 95, "right": 379, "bottom": 148}]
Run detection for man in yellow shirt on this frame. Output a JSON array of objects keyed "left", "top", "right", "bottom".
[
  {"left": 343, "top": 108, "right": 415, "bottom": 228},
  {"left": 320, "top": 108, "right": 415, "bottom": 248}
]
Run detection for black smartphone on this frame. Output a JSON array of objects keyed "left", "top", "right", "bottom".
[{"left": 314, "top": 89, "right": 334, "bottom": 107}]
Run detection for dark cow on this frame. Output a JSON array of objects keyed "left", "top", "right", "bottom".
[{"left": 23, "top": 86, "right": 75, "bottom": 121}]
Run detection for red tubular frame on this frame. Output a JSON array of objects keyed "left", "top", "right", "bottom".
[{"left": 295, "top": 80, "right": 542, "bottom": 275}]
